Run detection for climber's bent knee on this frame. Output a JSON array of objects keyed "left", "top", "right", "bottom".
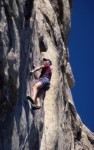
[{"left": 33, "top": 81, "right": 43, "bottom": 90}]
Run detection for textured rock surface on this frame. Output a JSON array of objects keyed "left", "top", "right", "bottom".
[{"left": 0, "top": 0, "right": 94, "bottom": 150}]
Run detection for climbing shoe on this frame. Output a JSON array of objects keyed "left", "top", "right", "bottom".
[
  {"left": 27, "top": 96, "right": 35, "bottom": 104},
  {"left": 32, "top": 105, "right": 41, "bottom": 110}
]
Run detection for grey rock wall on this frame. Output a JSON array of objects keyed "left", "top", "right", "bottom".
[{"left": 0, "top": 0, "right": 94, "bottom": 150}]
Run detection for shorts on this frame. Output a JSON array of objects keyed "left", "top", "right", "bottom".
[{"left": 39, "top": 77, "right": 50, "bottom": 90}]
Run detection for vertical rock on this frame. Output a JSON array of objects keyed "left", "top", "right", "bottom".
[{"left": 0, "top": 0, "right": 94, "bottom": 150}]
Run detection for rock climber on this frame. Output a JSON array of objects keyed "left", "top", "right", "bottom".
[{"left": 27, "top": 58, "right": 52, "bottom": 110}]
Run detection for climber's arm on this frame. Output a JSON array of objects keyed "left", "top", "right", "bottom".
[
  {"left": 30, "top": 65, "right": 44, "bottom": 74},
  {"left": 31, "top": 65, "right": 44, "bottom": 73},
  {"left": 30, "top": 65, "right": 44, "bottom": 79}
]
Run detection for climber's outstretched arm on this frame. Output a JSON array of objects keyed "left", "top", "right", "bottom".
[
  {"left": 30, "top": 65, "right": 45, "bottom": 79},
  {"left": 30, "top": 65, "right": 44, "bottom": 74}
]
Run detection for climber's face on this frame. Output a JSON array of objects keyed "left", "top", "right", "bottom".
[
  {"left": 42, "top": 60, "right": 48, "bottom": 64},
  {"left": 42, "top": 60, "right": 51, "bottom": 66},
  {"left": 42, "top": 58, "right": 52, "bottom": 65}
]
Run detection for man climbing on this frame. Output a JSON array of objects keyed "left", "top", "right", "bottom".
[{"left": 27, "top": 58, "right": 52, "bottom": 110}]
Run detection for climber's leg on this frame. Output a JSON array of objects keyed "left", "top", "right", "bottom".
[
  {"left": 27, "top": 81, "right": 43, "bottom": 104},
  {"left": 27, "top": 77, "right": 50, "bottom": 106},
  {"left": 32, "top": 81, "right": 43, "bottom": 102},
  {"left": 35, "top": 97, "right": 41, "bottom": 106},
  {"left": 35, "top": 88, "right": 43, "bottom": 106}
]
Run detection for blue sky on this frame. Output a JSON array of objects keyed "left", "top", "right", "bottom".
[{"left": 68, "top": 0, "right": 94, "bottom": 132}]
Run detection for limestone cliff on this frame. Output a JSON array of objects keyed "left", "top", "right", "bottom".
[{"left": 0, "top": 0, "right": 94, "bottom": 150}]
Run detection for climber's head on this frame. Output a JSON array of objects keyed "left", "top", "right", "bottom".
[{"left": 42, "top": 58, "right": 52, "bottom": 66}]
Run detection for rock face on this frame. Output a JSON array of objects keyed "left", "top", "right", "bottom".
[{"left": 0, "top": 0, "right": 94, "bottom": 150}]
